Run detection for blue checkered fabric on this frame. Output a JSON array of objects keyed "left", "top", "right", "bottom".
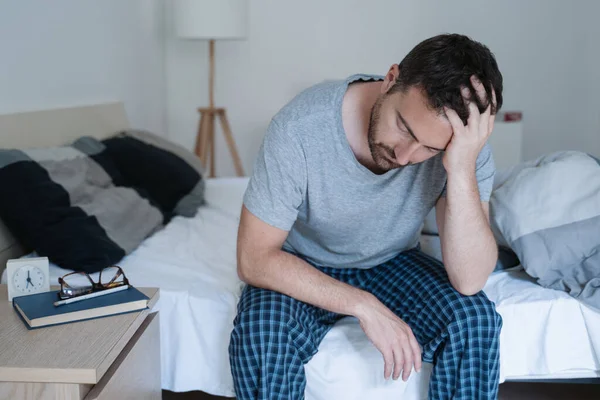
[{"left": 229, "top": 248, "right": 502, "bottom": 399}]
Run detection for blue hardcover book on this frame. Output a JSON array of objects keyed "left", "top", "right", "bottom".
[{"left": 12, "top": 287, "right": 149, "bottom": 329}]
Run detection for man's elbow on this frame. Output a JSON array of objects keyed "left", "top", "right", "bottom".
[
  {"left": 446, "top": 259, "right": 496, "bottom": 296},
  {"left": 453, "top": 282, "right": 484, "bottom": 297},
  {"left": 237, "top": 253, "right": 255, "bottom": 284},
  {"left": 237, "top": 262, "right": 250, "bottom": 284},
  {"left": 237, "top": 247, "right": 268, "bottom": 286},
  {"left": 449, "top": 276, "right": 485, "bottom": 296}
]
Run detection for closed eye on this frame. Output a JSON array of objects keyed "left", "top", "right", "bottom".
[
  {"left": 396, "top": 116, "right": 411, "bottom": 136},
  {"left": 396, "top": 110, "right": 445, "bottom": 153},
  {"left": 398, "top": 118, "right": 440, "bottom": 153}
]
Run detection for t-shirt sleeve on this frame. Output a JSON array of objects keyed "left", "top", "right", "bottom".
[
  {"left": 243, "top": 119, "right": 307, "bottom": 231},
  {"left": 440, "top": 142, "right": 496, "bottom": 202}
]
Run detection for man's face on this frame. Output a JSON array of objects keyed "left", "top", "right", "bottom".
[{"left": 367, "top": 86, "right": 453, "bottom": 172}]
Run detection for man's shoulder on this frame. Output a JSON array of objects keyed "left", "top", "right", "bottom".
[{"left": 272, "top": 78, "right": 345, "bottom": 127}]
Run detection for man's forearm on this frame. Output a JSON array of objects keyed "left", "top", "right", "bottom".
[
  {"left": 239, "top": 249, "right": 375, "bottom": 317},
  {"left": 441, "top": 171, "right": 498, "bottom": 295}
]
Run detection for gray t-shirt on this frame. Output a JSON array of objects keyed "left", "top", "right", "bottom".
[{"left": 243, "top": 74, "right": 495, "bottom": 269}]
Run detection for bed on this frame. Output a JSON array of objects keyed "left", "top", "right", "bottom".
[{"left": 1, "top": 103, "right": 599, "bottom": 399}]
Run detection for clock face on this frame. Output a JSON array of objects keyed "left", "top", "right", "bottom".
[{"left": 13, "top": 266, "right": 46, "bottom": 294}]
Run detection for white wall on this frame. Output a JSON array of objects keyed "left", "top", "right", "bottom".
[
  {"left": 166, "top": 0, "right": 600, "bottom": 177},
  {"left": 586, "top": 1, "right": 600, "bottom": 156},
  {"left": 0, "top": 0, "right": 167, "bottom": 133}
]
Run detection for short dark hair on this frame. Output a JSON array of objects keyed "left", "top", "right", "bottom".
[{"left": 391, "top": 33, "right": 503, "bottom": 124}]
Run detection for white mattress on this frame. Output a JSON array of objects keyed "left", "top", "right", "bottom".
[{"left": 3, "top": 177, "right": 600, "bottom": 398}]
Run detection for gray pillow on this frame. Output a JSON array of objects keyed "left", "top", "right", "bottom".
[{"left": 490, "top": 151, "right": 600, "bottom": 310}]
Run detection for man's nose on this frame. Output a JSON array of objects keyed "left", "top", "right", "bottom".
[{"left": 394, "top": 142, "right": 419, "bottom": 166}]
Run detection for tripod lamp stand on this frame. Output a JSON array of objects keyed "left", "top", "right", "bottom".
[{"left": 175, "top": 0, "right": 247, "bottom": 177}]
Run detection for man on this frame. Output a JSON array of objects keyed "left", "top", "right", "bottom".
[{"left": 230, "top": 33, "right": 504, "bottom": 400}]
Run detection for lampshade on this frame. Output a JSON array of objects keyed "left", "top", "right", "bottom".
[{"left": 174, "top": 0, "right": 247, "bottom": 40}]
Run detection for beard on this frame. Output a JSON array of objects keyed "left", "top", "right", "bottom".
[{"left": 367, "top": 97, "right": 405, "bottom": 172}]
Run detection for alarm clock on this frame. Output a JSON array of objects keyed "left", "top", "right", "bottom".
[{"left": 6, "top": 257, "right": 51, "bottom": 301}]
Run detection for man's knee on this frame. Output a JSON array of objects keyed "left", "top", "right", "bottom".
[
  {"left": 229, "top": 290, "right": 295, "bottom": 358},
  {"left": 447, "top": 292, "right": 502, "bottom": 338}
]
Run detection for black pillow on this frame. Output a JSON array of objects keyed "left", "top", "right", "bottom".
[{"left": 102, "top": 132, "right": 205, "bottom": 221}]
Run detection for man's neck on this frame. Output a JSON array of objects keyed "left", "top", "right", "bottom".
[{"left": 341, "top": 80, "right": 382, "bottom": 171}]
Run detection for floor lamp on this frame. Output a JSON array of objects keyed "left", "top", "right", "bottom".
[{"left": 175, "top": 0, "right": 247, "bottom": 177}]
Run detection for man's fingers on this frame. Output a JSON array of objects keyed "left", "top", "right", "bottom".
[
  {"left": 461, "top": 86, "right": 480, "bottom": 127},
  {"left": 383, "top": 350, "right": 394, "bottom": 380},
  {"left": 489, "top": 117, "right": 495, "bottom": 137},
  {"left": 472, "top": 75, "right": 496, "bottom": 137},
  {"left": 393, "top": 346, "right": 404, "bottom": 380},
  {"left": 470, "top": 75, "right": 488, "bottom": 107},
  {"left": 471, "top": 75, "right": 492, "bottom": 118},
  {"left": 444, "top": 107, "right": 464, "bottom": 135},
  {"left": 480, "top": 110, "right": 490, "bottom": 139},
  {"left": 489, "top": 89, "right": 497, "bottom": 136},
  {"left": 409, "top": 335, "right": 422, "bottom": 373},
  {"left": 402, "top": 341, "right": 413, "bottom": 382}
]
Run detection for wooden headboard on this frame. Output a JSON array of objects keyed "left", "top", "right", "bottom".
[{"left": 0, "top": 102, "right": 130, "bottom": 276}]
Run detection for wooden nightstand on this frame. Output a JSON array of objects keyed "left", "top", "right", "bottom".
[{"left": 0, "top": 285, "right": 161, "bottom": 400}]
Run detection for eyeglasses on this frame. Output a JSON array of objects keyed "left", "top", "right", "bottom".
[{"left": 58, "top": 266, "right": 129, "bottom": 300}]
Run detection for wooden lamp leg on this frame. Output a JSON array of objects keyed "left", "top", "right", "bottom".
[
  {"left": 195, "top": 110, "right": 210, "bottom": 170},
  {"left": 217, "top": 110, "right": 245, "bottom": 177},
  {"left": 195, "top": 112, "right": 205, "bottom": 163},
  {"left": 207, "top": 111, "right": 216, "bottom": 178},
  {"left": 194, "top": 111, "right": 204, "bottom": 159}
]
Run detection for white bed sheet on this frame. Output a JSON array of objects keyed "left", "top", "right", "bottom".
[{"left": 3, "top": 177, "right": 599, "bottom": 398}]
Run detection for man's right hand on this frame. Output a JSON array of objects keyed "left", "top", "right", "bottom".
[{"left": 354, "top": 294, "right": 422, "bottom": 382}]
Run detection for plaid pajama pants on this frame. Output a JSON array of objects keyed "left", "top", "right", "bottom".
[{"left": 229, "top": 247, "right": 502, "bottom": 399}]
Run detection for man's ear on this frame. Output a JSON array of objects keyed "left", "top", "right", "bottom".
[{"left": 381, "top": 64, "right": 400, "bottom": 94}]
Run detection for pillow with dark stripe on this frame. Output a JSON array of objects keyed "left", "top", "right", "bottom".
[
  {"left": 101, "top": 130, "right": 205, "bottom": 220},
  {"left": 0, "top": 137, "right": 163, "bottom": 273}
]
